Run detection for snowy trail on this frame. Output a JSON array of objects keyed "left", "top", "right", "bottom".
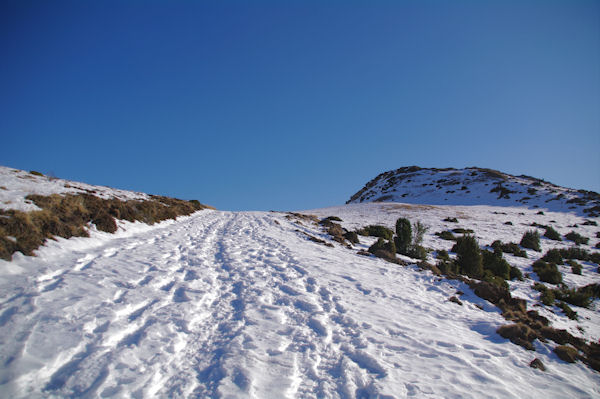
[{"left": 0, "top": 210, "right": 599, "bottom": 398}]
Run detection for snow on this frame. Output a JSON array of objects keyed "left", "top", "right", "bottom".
[
  {"left": 347, "top": 167, "right": 599, "bottom": 216},
  {"left": 0, "top": 166, "right": 148, "bottom": 212},
  {"left": 1, "top": 204, "right": 599, "bottom": 398}
]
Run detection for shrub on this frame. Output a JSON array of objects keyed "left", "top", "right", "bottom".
[
  {"left": 532, "top": 260, "right": 562, "bottom": 284},
  {"left": 520, "top": 230, "right": 541, "bottom": 252},
  {"left": 579, "top": 283, "right": 600, "bottom": 296},
  {"left": 557, "top": 302, "right": 578, "bottom": 320},
  {"left": 591, "top": 252, "right": 600, "bottom": 264},
  {"left": 554, "top": 288, "right": 592, "bottom": 308},
  {"left": 568, "top": 260, "right": 582, "bottom": 275},
  {"left": 369, "top": 237, "right": 395, "bottom": 253},
  {"left": 482, "top": 249, "right": 510, "bottom": 279},
  {"left": 482, "top": 271, "right": 509, "bottom": 290},
  {"left": 343, "top": 231, "right": 359, "bottom": 244},
  {"left": 443, "top": 217, "right": 458, "bottom": 223},
  {"left": 452, "top": 227, "right": 474, "bottom": 234},
  {"left": 497, "top": 323, "right": 537, "bottom": 350},
  {"left": 412, "top": 221, "right": 428, "bottom": 246},
  {"left": 509, "top": 266, "right": 523, "bottom": 281},
  {"left": 324, "top": 216, "right": 342, "bottom": 222},
  {"left": 452, "top": 235, "right": 483, "bottom": 277},
  {"left": 435, "top": 231, "right": 456, "bottom": 241},
  {"left": 407, "top": 245, "right": 428, "bottom": 260},
  {"left": 559, "top": 247, "right": 590, "bottom": 261},
  {"left": 395, "top": 218, "right": 412, "bottom": 254},
  {"left": 437, "top": 249, "right": 450, "bottom": 261},
  {"left": 437, "top": 259, "right": 458, "bottom": 275},
  {"left": 188, "top": 199, "right": 201, "bottom": 208},
  {"left": 29, "top": 170, "right": 44, "bottom": 176},
  {"left": 368, "top": 238, "right": 396, "bottom": 259},
  {"left": 543, "top": 226, "right": 562, "bottom": 241},
  {"left": 532, "top": 282, "right": 547, "bottom": 292},
  {"left": 542, "top": 249, "right": 563, "bottom": 265},
  {"left": 540, "top": 289, "right": 555, "bottom": 306},
  {"left": 597, "top": 231, "right": 600, "bottom": 239},
  {"left": 491, "top": 240, "right": 527, "bottom": 258},
  {"left": 565, "top": 231, "right": 589, "bottom": 246},
  {"left": 360, "top": 225, "right": 394, "bottom": 241},
  {"left": 436, "top": 250, "right": 457, "bottom": 274}
]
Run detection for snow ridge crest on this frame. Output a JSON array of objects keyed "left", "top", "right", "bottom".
[{"left": 347, "top": 166, "right": 600, "bottom": 216}]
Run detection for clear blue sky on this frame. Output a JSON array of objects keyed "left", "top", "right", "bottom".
[{"left": 1, "top": 1, "right": 599, "bottom": 211}]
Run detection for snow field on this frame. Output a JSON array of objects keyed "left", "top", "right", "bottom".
[
  {"left": 0, "top": 206, "right": 598, "bottom": 398},
  {"left": 307, "top": 203, "right": 600, "bottom": 343}
]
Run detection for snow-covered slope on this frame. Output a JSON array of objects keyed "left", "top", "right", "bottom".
[
  {"left": 1, "top": 207, "right": 599, "bottom": 398},
  {"left": 0, "top": 166, "right": 149, "bottom": 212},
  {"left": 347, "top": 166, "right": 600, "bottom": 217},
  {"left": 0, "top": 166, "right": 599, "bottom": 397}
]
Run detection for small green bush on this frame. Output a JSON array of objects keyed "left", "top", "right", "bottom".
[
  {"left": 533, "top": 282, "right": 547, "bottom": 292},
  {"left": 360, "top": 225, "right": 394, "bottom": 241},
  {"left": 491, "top": 240, "right": 527, "bottom": 258},
  {"left": 532, "top": 260, "right": 562, "bottom": 284},
  {"left": 435, "top": 231, "right": 456, "bottom": 241},
  {"left": 452, "top": 227, "right": 474, "bottom": 234},
  {"left": 395, "top": 218, "right": 412, "bottom": 254},
  {"left": 568, "top": 260, "right": 582, "bottom": 275},
  {"left": 437, "top": 255, "right": 458, "bottom": 275},
  {"left": 482, "top": 272, "right": 509, "bottom": 290},
  {"left": 443, "top": 217, "right": 458, "bottom": 223},
  {"left": 540, "top": 289, "right": 555, "bottom": 306},
  {"left": 573, "top": 283, "right": 600, "bottom": 305},
  {"left": 556, "top": 288, "right": 590, "bottom": 308},
  {"left": 565, "top": 231, "right": 589, "bottom": 246},
  {"left": 543, "top": 226, "right": 562, "bottom": 241},
  {"left": 591, "top": 252, "right": 600, "bottom": 264},
  {"left": 509, "top": 266, "right": 523, "bottom": 281},
  {"left": 452, "top": 235, "right": 483, "bottom": 278},
  {"left": 368, "top": 237, "right": 396, "bottom": 256},
  {"left": 482, "top": 249, "right": 510, "bottom": 279},
  {"left": 559, "top": 247, "right": 590, "bottom": 261},
  {"left": 520, "top": 230, "right": 541, "bottom": 252},
  {"left": 407, "top": 245, "right": 428, "bottom": 260},
  {"left": 29, "top": 170, "right": 44, "bottom": 176},
  {"left": 343, "top": 231, "right": 359, "bottom": 244},
  {"left": 324, "top": 216, "right": 342, "bottom": 222},
  {"left": 596, "top": 231, "right": 600, "bottom": 239},
  {"left": 542, "top": 249, "right": 563, "bottom": 265},
  {"left": 437, "top": 249, "right": 450, "bottom": 261}
]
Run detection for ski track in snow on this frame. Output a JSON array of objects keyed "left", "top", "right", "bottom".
[{"left": 0, "top": 210, "right": 599, "bottom": 398}]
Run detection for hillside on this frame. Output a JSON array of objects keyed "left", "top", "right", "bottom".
[
  {"left": 347, "top": 166, "right": 600, "bottom": 217},
  {"left": 0, "top": 166, "right": 599, "bottom": 397},
  {"left": 0, "top": 166, "right": 212, "bottom": 261}
]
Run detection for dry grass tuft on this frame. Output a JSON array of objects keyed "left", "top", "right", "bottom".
[{"left": 0, "top": 193, "right": 211, "bottom": 260}]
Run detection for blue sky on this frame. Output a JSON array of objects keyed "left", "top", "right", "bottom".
[{"left": 1, "top": 1, "right": 599, "bottom": 211}]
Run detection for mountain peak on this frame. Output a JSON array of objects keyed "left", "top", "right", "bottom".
[{"left": 347, "top": 166, "right": 600, "bottom": 217}]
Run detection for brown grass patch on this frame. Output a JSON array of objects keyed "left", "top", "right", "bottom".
[{"left": 0, "top": 193, "right": 211, "bottom": 260}]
